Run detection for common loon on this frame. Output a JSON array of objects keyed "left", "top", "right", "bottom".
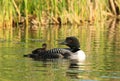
[{"left": 24, "top": 36, "right": 86, "bottom": 62}]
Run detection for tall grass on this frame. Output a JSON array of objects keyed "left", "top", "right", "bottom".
[
  {"left": 0, "top": 0, "right": 119, "bottom": 28},
  {"left": 24, "top": 0, "right": 28, "bottom": 42}
]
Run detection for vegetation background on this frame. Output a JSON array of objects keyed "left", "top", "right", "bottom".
[{"left": 0, "top": 0, "right": 119, "bottom": 28}]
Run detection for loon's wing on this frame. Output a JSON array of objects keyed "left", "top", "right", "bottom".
[{"left": 39, "top": 48, "right": 72, "bottom": 59}]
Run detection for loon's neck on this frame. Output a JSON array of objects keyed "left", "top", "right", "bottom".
[{"left": 71, "top": 47, "right": 80, "bottom": 52}]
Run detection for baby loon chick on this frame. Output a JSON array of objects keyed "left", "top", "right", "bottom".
[
  {"left": 23, "top": 43, "right": 47, "bottom": 57},
  {"left": 32, "top": 43, "right": 47, "bottom": 54}
]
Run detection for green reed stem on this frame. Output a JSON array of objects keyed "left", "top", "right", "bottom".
[{"left": 24, "top": 0, "right": 28, "bottom": 42}]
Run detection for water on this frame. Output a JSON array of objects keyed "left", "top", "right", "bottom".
[{"left": 0, "top": 22, "right": 120, "bottom": 81}]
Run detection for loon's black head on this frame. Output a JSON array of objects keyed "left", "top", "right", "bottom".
[{"left": 60, "top": 36, "right": 80, "bottom": 52}]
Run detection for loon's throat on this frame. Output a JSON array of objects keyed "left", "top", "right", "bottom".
[{"left": 71, "top": 48, "right": 80, "bottom": 52}]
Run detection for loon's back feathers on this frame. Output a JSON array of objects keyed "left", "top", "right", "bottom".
[
  {"left": 29, "top": 48, "right": 72, "bottom": 59},
  {"left": 46, "top": 48, "right": 72, "bottom": 58},
  {"left": 44, "top": 48, "right": 71, "bottom": 54}
]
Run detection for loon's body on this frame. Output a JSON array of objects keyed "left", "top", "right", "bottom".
[
  {"left": 24, "top": 36, "right": 86, "bottom": 62},
  {"left": 27, "top": 48, "right": 72, "bottom": 60}
]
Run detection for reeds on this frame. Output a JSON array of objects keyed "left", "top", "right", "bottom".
[{"left": 0, "top": 0, "right": 119, "bottom": 28}]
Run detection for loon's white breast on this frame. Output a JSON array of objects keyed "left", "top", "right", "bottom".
[{"left": 69, "top": 50, "right": 86, "bottom": 64}]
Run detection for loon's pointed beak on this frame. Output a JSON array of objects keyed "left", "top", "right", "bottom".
[{"left": 59, "top": 41, "right": 67, "bottom": 45}]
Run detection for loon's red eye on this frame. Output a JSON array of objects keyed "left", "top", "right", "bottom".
[{"left": 67, "top": 39, "right": 73, "bottom": 43}]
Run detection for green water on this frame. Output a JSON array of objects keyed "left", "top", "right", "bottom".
[{"left": 0, "top": 22, "right": 120, "bottom": 81}]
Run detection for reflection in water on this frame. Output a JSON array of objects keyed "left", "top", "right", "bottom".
[{"left": 0, "top": 22, "right": 120, "bottom": 81}]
